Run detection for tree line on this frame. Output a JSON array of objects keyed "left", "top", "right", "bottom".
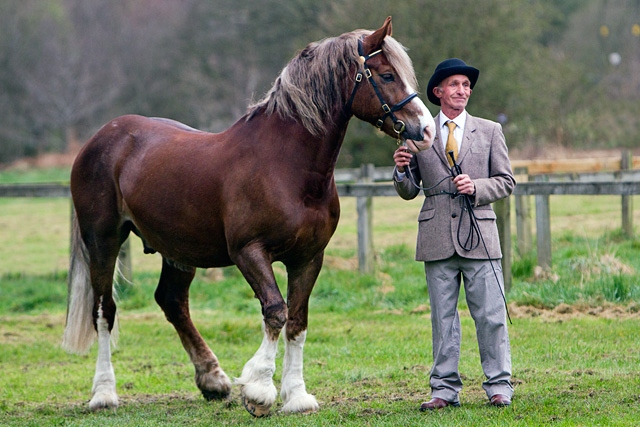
[{"left": 0, "top": 0, "right": 638, "bottom": 167}]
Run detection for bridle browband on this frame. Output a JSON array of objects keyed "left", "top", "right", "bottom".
[{"left": 345, "top": 37, "right": 419, "bottom": 136}]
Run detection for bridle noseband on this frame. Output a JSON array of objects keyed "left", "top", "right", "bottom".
[{"left": 345, "top": 37, "right": 419, "bottom": 137}]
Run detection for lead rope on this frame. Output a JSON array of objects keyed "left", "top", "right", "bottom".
[
  {"left": 399, "top": 145, "right": 512, "bottom": 324},
  {"left": 446, "top": 151, "right": 512, "bottom": 324},
  {"left": 396, "top": 139, "right": 451, "bottom": 193}
]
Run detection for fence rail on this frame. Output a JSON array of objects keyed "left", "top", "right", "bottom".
[
  {"left": 513, "top": 181, "right": 640, "bottom": 195},
  {"left": 335, "top": 156, "right": 640, "bottom": 182},
  {"left": 2, "top": 152, "right": 638, "bottom": 287},
  {"left": 0, "top": 183, "right": 70, "bottom": 197}
]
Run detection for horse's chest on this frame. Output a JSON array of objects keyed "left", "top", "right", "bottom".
[{"left": 297, "top": 197, "right": 340, "bottom": 243}]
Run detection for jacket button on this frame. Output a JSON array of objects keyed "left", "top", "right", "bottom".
[{"left": 452, "top": 213, "right": 458, "bottom": 218}]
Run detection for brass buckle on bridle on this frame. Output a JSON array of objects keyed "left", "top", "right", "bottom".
[{"left": 394, "top": 120, "right": 406, "bottom": 145}]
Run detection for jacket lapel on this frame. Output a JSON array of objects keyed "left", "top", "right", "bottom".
[
  {"left": 457, "top": 113, "right": 476, "bottom": 166},
  {"left": 433, "top": 115, "right": 450, "bottom": 168}
]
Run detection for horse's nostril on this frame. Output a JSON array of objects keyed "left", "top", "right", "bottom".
[{"left": 401, "top": 125, "right": 424, "bottom": 143}]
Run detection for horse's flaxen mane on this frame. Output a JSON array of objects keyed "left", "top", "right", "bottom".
[{"left": 247, "top": 30, "right": 418, "bottom": 138}]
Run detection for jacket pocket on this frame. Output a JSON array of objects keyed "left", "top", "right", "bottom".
[
  {"left": 472, "top": 208, "right": 496, "bottom": 220},
  {"left": 418, "top": 208, "right": 436, "bottom": 222}
]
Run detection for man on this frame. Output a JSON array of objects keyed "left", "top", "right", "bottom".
[{"left": 393, "top": 58, "right": 516, "bottom": 410}]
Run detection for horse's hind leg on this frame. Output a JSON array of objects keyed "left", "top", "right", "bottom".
[
  {"left": 154, "top": 258, "right": 232, "bottom": 400},
  {"left": 280, "top": 252, "right": 323, "bottom": 414},
  {"left": 90, "top": 293, "right": 119, "bottom": 410},
  {"left": 86, "top": 234, "right": 121, "bottom": 410}
]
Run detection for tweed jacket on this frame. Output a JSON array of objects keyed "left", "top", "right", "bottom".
[{"left": 394, "top": 113, "right": 516, "bottom": 262}]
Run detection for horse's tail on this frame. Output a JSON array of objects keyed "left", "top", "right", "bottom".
[{"left": 61, "top": 211, "right": 97, "bottom": 355}]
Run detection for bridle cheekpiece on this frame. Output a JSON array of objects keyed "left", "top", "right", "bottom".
[{"left": 345, "top": 37, "right": 419, "bottom": 138}]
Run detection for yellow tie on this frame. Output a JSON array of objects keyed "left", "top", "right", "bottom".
[{"left": 445, "top": 121, "right": 458, "bottom": 167}]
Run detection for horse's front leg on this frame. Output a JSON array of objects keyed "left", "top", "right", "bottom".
[
  {"left": 235, "top": 321, "right": 280, "bottom": 417},
  {"left": 233, "top": 246, "right": 287, "bottom": 417},
  {"left": 280, "top": 252, "right": 323, "bottom": 414},
  {"left": 155, "top": 259, "right": 232, "bottom": 401}
]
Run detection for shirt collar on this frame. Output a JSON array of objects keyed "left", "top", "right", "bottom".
[{"left": 439, "top": 110, "right": 467, "bottom": 131}]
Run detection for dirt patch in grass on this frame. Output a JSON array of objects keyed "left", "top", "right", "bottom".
[
  {"left": 508, "top": 301, "right": 640, "bottom": 321},
  {"left": 372, "top": 301, "right": 640, "bottom": 321}
]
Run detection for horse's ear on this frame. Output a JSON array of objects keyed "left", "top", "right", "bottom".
[
  {"left": 363, "top": 16, "right": 392, "bottom": 54},
  {"left": 383, "top": 16, "right": 393, "bottom": 36}
]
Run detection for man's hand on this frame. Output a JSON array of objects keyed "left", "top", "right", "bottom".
[
  {"left": 453, "top": 174, "right": 475, "bottom": 195},
  {"left": 393, "top": 146, "right": 413, "bottom": 173}
]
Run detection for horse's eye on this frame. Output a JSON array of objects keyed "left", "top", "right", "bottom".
[{"left": 380, "top": 73, "right": 395, "bottom": 83}]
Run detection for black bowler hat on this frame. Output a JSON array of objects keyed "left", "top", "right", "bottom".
[{"left": 426, "top": 58, "right": 480, "bottom": 106}]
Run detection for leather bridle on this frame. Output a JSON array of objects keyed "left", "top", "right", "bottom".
[{"left": 345, "top": 37, "right": 419, "bottom": 136}]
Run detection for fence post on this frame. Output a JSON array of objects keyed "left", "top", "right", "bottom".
[
  {"left": 494, "top": 196, "right": 512, "bottom": 292},
  {"left": 514, "top": 166, "right": 532, "bottom": 255},
  {"left": 621, "top": 150, "right": 633, "bottom": 238},
  {"left": 534, "top": 175, "right": 552, "bottom": 270},
  {"left": 357, "top": 163, "right": 375, "bottom": 274}
]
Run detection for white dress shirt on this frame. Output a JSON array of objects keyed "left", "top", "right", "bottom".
[{"left": 439, "top": 110, "right": 467, "bottom": 152}]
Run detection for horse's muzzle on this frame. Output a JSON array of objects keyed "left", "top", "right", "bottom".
[{"left": 403, "top": 123, "right": 434, "bottom": 152}]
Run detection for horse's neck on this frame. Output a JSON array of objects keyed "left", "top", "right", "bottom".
[
  {"left": 242, "top": 109, "right": 349, "bottom": 179},
  {"left": 297, "top": 114, "right": 349, "bottom": 178}
]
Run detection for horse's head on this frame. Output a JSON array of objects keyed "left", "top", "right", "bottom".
[{"left": 348, "top": 17, "right": 435, "bottom": 152}]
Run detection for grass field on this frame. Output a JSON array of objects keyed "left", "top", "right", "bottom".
[{"left": 1, "top": 167, "right": 640, "bottom": 426}]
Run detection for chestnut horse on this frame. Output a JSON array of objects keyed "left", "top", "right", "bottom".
[{"left": 62, "top": 16, "right": 434, "bottom": 416}]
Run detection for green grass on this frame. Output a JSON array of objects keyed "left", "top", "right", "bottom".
[
  {"left": 1, "top": 167, "right": 640, "bottom": 425},
  {"left": 508, "top": 229, "right": 640, "bottom": 308},
  {"left": 0, "top": 166, "right": 70, "bottom": 184},
  {"left": 1, "top": 308, "right": 639, "bottom": 426},
  {"left": 1, "top": 245, "right": 639, "bottom": 426}
]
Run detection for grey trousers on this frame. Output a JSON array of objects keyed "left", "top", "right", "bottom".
[{"left": 424, "top": 254, "right": 513, "bottom": 403}]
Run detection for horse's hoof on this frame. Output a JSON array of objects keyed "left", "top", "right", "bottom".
[
  {"left": 196, "top": 366, "right": 232, "bottom": 401},
  {"left": 281, "top": 393, "right": 319, "bottom": 414},
  {"left": 89, "top": 393, "right": 119, "bottom": 411},
  {"left": 242, "top": 395, "right": 271, "bottom": 418},
  {"left": 201, "top": 388, "right": 231, "bottom": 401}
]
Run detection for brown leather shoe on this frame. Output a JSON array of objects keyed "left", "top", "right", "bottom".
[
  {"left": 419, "top": 397, "right": 460, "bottom": 411},
  {"left": 489, "top": 394, "right": 511, "bottom": 407}
]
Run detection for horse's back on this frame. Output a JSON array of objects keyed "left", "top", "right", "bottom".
[
  {"left": 72, "top": 114, "right": 251, "bottom": 267},
  {"left": 70, "top": 113, "right": 339, "bottom": 268},
  {"left": 72, "top": 115, "right": 219, "bottom": 185}
]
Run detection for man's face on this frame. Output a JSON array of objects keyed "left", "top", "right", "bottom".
[{"left": 434, "top": 74, "right": 472, "bottom": 112}]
